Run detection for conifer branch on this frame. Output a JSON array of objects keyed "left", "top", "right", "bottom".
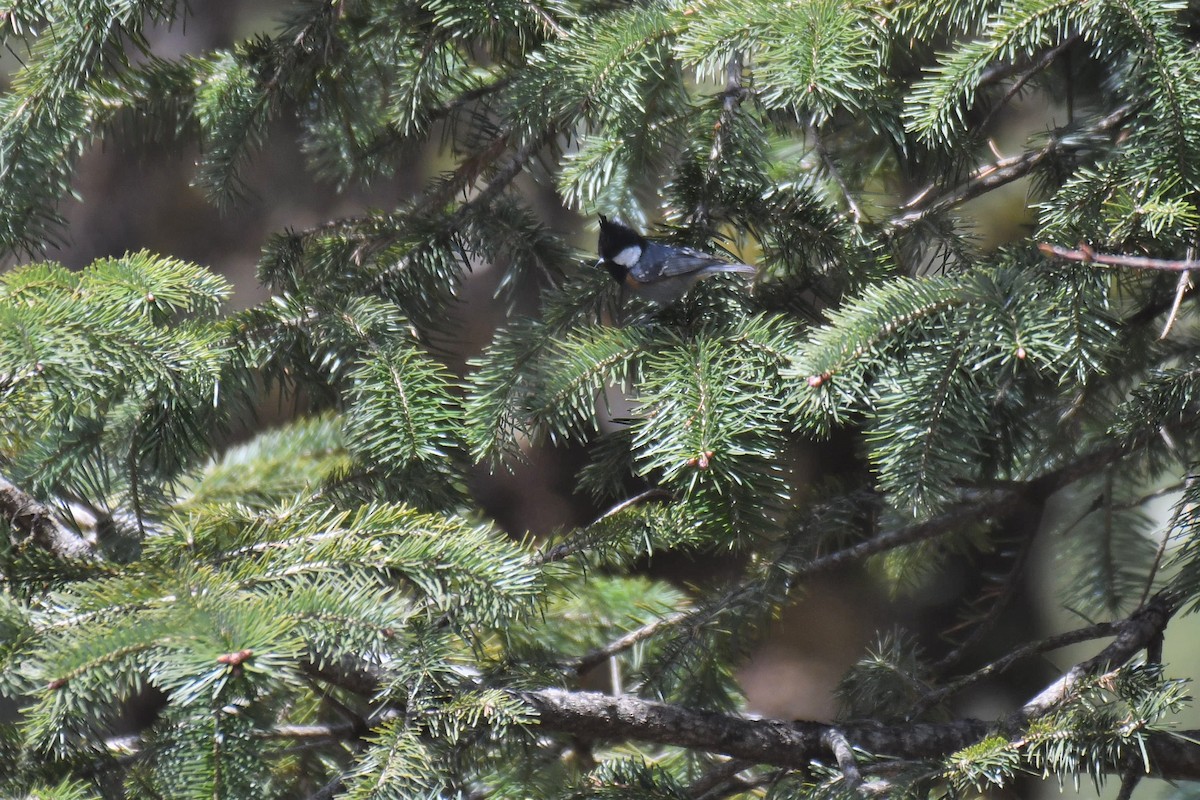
[
  {"left": 527, "top": 592, "right": 1183, "bottom": 772},
  {"left": 520, "top": 649, "right": 1199, "bottom": 776},
  {"left": 125, "top": 585, "right": 1188, "bottom": 782},
  {"left": 691, "top": 51, "right": 746, "bottom": 230},
  {"left": 569, "top": 609, "right": 689, "bottom": 675},
  {"left": 365, "top": 128, "right": 558, "bottom": 290},
  {"left": 0, "top": 474, "right": 94, "bottom": 560},
  {"left": 930, "top": 527, "right": 1038, "bottom": 675},
  {"left": 525, "top": 0, "right": 567, "bottom": 38},
  {"left": 1160, "top": 266, "right": 1192, "bottom": 338},
  {"left": 822, "top": 728, "right": 863, "bottom": 789},
  {"left": 7, "top": 3, "right": 1200, "bottom": 795},
  {"left": 565, "top": 442, "right": 1144, "bottom": 672}
]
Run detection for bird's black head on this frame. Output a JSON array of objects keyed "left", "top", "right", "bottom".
[{"left": 597, "top": 215, "right": 648, "bottom": 282}]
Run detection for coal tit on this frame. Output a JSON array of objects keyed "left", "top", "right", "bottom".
[{"left": 597, "top": 215, "right": 756, "bottom": 305}]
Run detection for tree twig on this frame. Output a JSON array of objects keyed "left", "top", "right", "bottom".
[
  {"left": 522, "top": 592, "right": 1184, "bottom": 772},
  {"left": 930, "top": 526, "right": 1039, "bottom": 676},
  {"left": 1161, "top": 267, "right": 1192, "bottom": 338},
  {"left": 564, "top": 445, "right": 1135, "bottom": 674},
  {"left": 822, "top": 728, "right": 863, "bottom": 790},
  {"left": 1017, "top": 590, "right": 1179, "bottom": 719},
  {"left": 685, "top": 758, "right": 754, "bottom": 800},
  {"left": 568, "top": 609, "right": 690, "bottom": 675}
]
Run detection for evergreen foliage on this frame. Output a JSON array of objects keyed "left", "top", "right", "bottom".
[{"left": 4, "top": 0, "right": 1200, "bottom": 797}]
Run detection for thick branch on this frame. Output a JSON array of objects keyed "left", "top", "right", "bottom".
[
  {"left": 523, "top": 594, "right": 1185, "bottom": 773},
  {"left": 0, "top": 474, "right": 94, "bottom": 560},
  {"left": 912, "top": 618, "right": 1122, "bottom": 716},
  {"left": 518, "top": 687, "right": 988, "bottom": 770},
  {"left": 517, "top": 687, "right": 1200, "bottom": 780}
]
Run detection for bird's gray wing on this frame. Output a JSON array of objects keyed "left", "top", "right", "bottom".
[{"left": 631, "top": 244, "right": 735, "bottom": 280}]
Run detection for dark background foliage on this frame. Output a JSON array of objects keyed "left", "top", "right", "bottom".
[{"left": 4, "top": 0, "right": 1200, "bottom": 798}]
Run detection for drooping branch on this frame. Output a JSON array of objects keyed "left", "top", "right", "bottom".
[
  {"left": 978, "top": 35, "right": 1082, "bottom": 133},
  {"left": 910, "top": 618, "right": 1122, "bottom": 716}
]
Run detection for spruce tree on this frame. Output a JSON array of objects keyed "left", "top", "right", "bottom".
[{"left": 4, "top": 0, "right": 1200, "bottom": 797}]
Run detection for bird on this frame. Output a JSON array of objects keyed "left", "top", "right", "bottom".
[{"left": 596, "top": 215, "right": 756, "bottom": 305}]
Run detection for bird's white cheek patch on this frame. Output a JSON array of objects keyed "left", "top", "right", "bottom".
[{"left": 612, "top": 245, "right": 643, "bottom": 268}]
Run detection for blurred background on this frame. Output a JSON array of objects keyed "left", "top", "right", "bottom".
[{"left": 3, "top": 3, "right": 1198, "bottom": 797}]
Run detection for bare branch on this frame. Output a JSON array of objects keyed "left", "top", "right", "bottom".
[
  {"left": 685, "top": 759, "right": 755, "bottom": 800},
  {"left": 1160, "top": 268, "right": 1192, "bottom": 338},
  {"left": 534, "top": 487, "right": 673, "bottom": 566},
  {"left": 1039, "top": 242, "right": 1200, "bottom": 272},
  {"left": 930, "top": 527, "right": 1039, "bottom": 675},
  {"left": 565, "top": 444, "right": 1134, "bottom": 673},
  {"left": 569, "top": 609, "right": 689, "bottom": 675},
  {"left": 822, "top": 728, "right": 863, "bottom": 790},
  {"left": 810, "top": 122, "right": 867, "bottom": 225}
]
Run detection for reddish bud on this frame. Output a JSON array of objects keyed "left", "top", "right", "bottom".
[
  {"left": 807, "top": 374, "right": 825, "bottom": 388},
  {"left": 1016, "top": 346, "right": 1027, "bottom": 360},
  {"left": 47, "top": 677, "right": 67, "bottom": 691},
  {"left": 217, "top": 649, "right": 253, "bottom": 667}
]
